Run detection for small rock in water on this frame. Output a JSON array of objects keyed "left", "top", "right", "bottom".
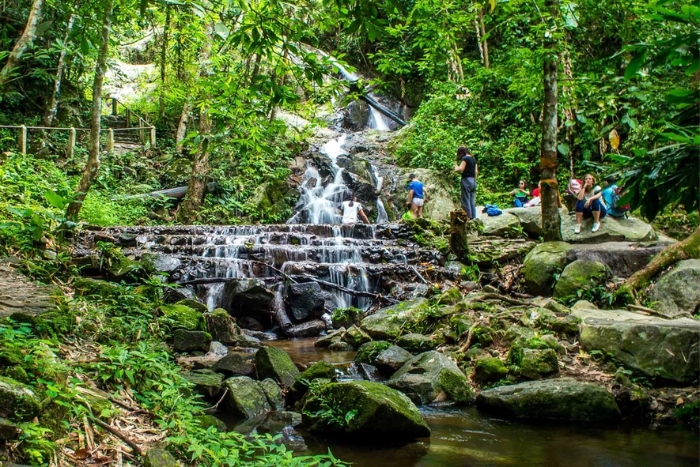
[
  {"left": 279, "top": 426, "right": 307, "bottom": 451},
  {"left": 208, "top": 341, "right": 228, "bottom": 357}
]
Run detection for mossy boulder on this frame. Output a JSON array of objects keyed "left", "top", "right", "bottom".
[
  {"left": 255, "top": 346, "right": 300, "bottom": 388},
  {"left": 331, "top": 307, "right": 363, "bottom": 329},
  {"left": 74, "top": 277, "right": 123, "bottom": 299},
  {"left": 290, "top": 361, "right": 338, "bottom": 400},
  {"left": 374, "top": 346, "right": 413, "bottom": 375},
  {"left": 259, "top": 378, "right": 285, "bottom": 411},
  {"left": 160, "top": 304, "right": 204, "bottom": 331},
  {"left": 473, "top": 357, "right": 509, "bottom": 384},
  {"left": 211, "top": 352, "right": 255, "bottom": 377},
  {"left": 437, "top": 287, "right": 463, "bottom": 305},
  {"left": 182, "top": 369, "right": 224, "bottom": 398},
  {"left": 360, "top": 298, "right": 428, "bottom": 340},
  {"left": 354, "top": 341, "right": 392, "bottom": 364},
  {"left": 387, "top": 351, "right": 473, "bottom": 405},
  {"left": 395, "top": 333, "right": 436, "bottom": 352},
  {"left": 648, "top": 259, "right": 700, "bottom": 319},
  {"left": 174, "top": 299, "right": 208, "bottom": 313},
  {"left": 521, "top": 242, "right": 572, "bottom": 296},
  {"left": 0, "top": 376, "right": 41, "bottom": 421},
  {"left": 523, "top": 307, "right": 580, "bottom": 335},
  {"left": 315, "top": 328, "right": 345, "bottom": 348},
  {"left": 518, "top": 349, "right": 559, "bottom": 380},
  {"left": 302, "top": 381, "right": 430, "bottom": 440},
  {"left": 476, "top": 378, "right": 620, "bottom": 422},
  {"left": 328, "top": 340, "right": 355, "bottom": 351},
  {"left": 341, "top": 325, "right": 372, "bottom": 348},
  {"left": 173, "top": 329, "right": 212, "bottom": 353},
  {"left": 144, "top": 447, "right": 179, "bottom": 467},
  {"left": 204, "top": 308, "right": 241, "bottom": 344},
  {"left": 195, "top": 414, "right": 227, "bottom": 431},
  {"left": 553, "top": 260, "right": 610, "bottom": 300},
  {"left": 222, "top": 376, "right": 271, "bottom": 419}
]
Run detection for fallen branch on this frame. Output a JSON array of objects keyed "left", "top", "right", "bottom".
[
  {"left": 90, "top": 416, "right": 144, "bottom": 457},
  {"left": 292, "top": 275, "right": 399, "bottom": 303},
  {"left": 411, "top": 265, "right": 427, "bottom": 284},
  {"left": 626, "top": 304, "right": 673, "bottom": 319},
  {"left": 203, "top": 387, "right": 229, "bottom": 414},
  {"left": 458, "top": 322, "right": 480, "bottom": 353},
  {"left": 251, "top": 260, "right": 297, "bottom": 283}
]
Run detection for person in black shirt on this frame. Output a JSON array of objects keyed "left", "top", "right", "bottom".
[{"left": 454, "top": 146, "right": 478, "bottom": 219}]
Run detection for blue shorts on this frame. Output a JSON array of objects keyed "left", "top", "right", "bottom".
[{"left": 576, "top": 199, "right": 607, "bottom": 219}]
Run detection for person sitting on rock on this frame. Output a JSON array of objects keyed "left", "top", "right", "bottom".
[
  {"left": 341, "top": 195, "right": 370, "bottom": 225},
  {"left": 509, "top": 180, "right": 530, "bottom": 207},
  {"left": 524, "top": 182, "right": 542, "bottom": 207},
  {"left": 574, "top": 174, "right": 606, "bottom": 234},
  {"left": 601, "top": 175, "right": 627, "bottom": 218}
]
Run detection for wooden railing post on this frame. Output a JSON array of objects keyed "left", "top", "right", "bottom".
[
  {"left": 139, "top": 119, "right": 144, "bottom": 144},
  {"left": 67, "top": 127, "right": 76, "bottom": 158},
  {"left": 107, "top": 129, "right": 114, "bottom": 152},
  {"left": 150, "top": 126, "right": 156, "bottom": 147},
  {"left": 112, "top": 98, "right": 118, "bottom": 116},
  {"left": 18, "top": 125, "right": 27, "bottom": 154},
  {"left": 125, "top": 109, "right": 131, "bottom": 127}
]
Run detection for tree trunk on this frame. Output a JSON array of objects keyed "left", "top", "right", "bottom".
[
  {"left": 478, "top": 8, "right": 490, "bottom": 69},
  {"left": 617, "top": 224, "right": 700, "bottom": 303},
  {"left": 175, "top": 101, "right": 190, "bottom": 149},
  {"left": 65, "top": 2, "right": 113, "bottom": 221},
  {"left": 539, "top": 0, "right": 562, "bottom": 241},
  {"left": 42, "top": 14, "right": 75, "bottom": 127},
  {"left": 158, "top": 6, "right": 171, "bottom": 119},
  {"left": 0, "top": 0, "right": 45, "bottom": 88},
  {"left": 176, "top": 110, "right": 211, "bottom": 223}
]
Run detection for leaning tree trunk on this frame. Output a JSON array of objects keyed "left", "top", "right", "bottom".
[
  {"left": 0, "top": 0, "right": 45, "bottom": 88},
  {"left": 42, "top": 13, "right": 75, "bottom": 126},
  {"left": 539, "top": 0, "right": 562, "bottom": 241},
  {"left": 617, "top": 223, "right": 700, "bottom": 303},
  {"left": 158, "top": 5, "right": 171, "bottom": 119},
  {"left": 175, "top": 101, "right": 190, "bottom": 149},
  {"left": 478, "top": 7, "right": 489, "bottom": 69},
  {"left": 176, "top": 110, "right": 211, "bottom": 223},
  {"left": 65, "top": 2, "right": 113, "bottom": 220}
]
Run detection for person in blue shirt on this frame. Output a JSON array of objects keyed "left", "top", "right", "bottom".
[
  {"left": 600, "top": 175, "right": 627, "bottom": 218},
  {"left": 406, "top": 174, "right": 428, "bottom": 218}
]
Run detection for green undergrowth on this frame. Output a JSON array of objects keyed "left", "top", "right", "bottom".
[{"left": 0, "top": 254, "right": 346, "bottom": 466}]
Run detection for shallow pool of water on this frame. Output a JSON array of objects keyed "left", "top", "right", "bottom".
[{"left": 264, "top": 338, "right": 700, "bottom": 467}]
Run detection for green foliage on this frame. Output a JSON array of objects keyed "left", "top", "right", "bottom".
[{"left": 303, "top": 381, "right": 358, "bottom": 430}]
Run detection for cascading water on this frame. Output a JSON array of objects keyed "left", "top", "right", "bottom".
[
  {"left": 369, "top": 163, "right": 388, "bottom": 224},
  {"left": 368, "top": 104, "right": 391, "bottom": 131}
]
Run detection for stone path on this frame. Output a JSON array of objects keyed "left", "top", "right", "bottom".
[{"left": 0, "top": 259, "right": 58, "bottom": 318}]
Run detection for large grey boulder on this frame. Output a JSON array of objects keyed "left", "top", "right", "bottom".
[
  {"left": 504, "top": 207, "right": 547, "bottom": 238},
  {"left": 255, "top": 346, "right": 300, "bottom": 387},
  {"left": 566, "top": 241, "right": 673, "bottom": 278},
  {"left": 204, "top": 308, "right": 242, "bottom": 344},
  {"left": 181, "top": 369, "right": 224, "bottom": 398},
  {"left": 211, "top": 352, "right": 255, "bottom": 377},
  {"left": 0, "top": 376, "right": 41, "bottom": 421},
  {"left": 374, "top": 346, "right": 413, "bottom": 375},
  {"left": 360, "top": 298, "right": 428, "bottom": 340},
  {"left": 561, "top": 213, "right": 656, "bottom": 244},
  {"left": 521, "top": 242, "right": 572, "bottom": 296},
  {"left": 287, "top": 282, "right": 325, "bottom": 321},
  {"left": 648, "top": 259, "right": 700, "bottom": 318},
  {"left": 553, "top": 260, "right": 610, "bottom": 300},
  {"left": 173, "top": 330, "right": 212, "bottom": 353},
  {"left": 476, "top": 378, "right": 620, "bottom": 422},
  {"left": 302, "top": 381, "right": 430, "bottom": 440},
  {"left": 387, "top": 351, "right": 472, "bottom": 405},
  {"left": 222, "top": 376, "right": 271, "bottom": 419},
  {"left": 476, "top": 210, "right": 521, "bottom": 237},
  {"left": 223, "top": 278, "right": 274, "bottom": 324},
  {"left": 572, "top": 307, "right": 700, "bottom": 383}
]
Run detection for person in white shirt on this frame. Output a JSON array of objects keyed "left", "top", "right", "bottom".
[{"left": 341, "top": 195, "right": 370, "bottom": 224}]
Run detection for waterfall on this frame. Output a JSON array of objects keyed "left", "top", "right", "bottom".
[
  {"left": 369, "top": 163, "right": 388, "bottom": 224},
  {"left": 368, "top": 105, "right": 390, "bottom": 131},
  {"left": 287, "top": 135, "right": 348, "bottom": 225}
]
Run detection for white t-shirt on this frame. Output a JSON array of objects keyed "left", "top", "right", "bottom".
[{"left": 341, "top": 201, "right": 363, "bottom": 224}]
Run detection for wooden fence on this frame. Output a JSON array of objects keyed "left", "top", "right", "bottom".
[{"left": 0, "top": 97, "right": 156, "bottom": 155}]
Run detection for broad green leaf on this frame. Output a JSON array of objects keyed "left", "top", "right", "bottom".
[{"left": 624, "top": 50, "right": 647, "bottom": 80}]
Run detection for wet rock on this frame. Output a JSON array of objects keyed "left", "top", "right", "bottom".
[
  {"left": 519, "top": 349, "right": 559, "bottom": 380},
  {"left": 289, "top": 361, "right": 338, "bottom": 401},
  {"left": 286, "top": 319, "right": 326, "bottom": 338},
  {"left": 144, "top": 447, "right": 179, "bottom": 467},
  {"left": 360, "top": 298, "right": 429, "bottom": 340},
  {"left": 255, "top": 346, "right": 300, "bottom": 388},
  {"left": 208, "top": 341, "right": 228, "bottom": 357},
  {"left": 341, "top": 325, "right": 372, "bottom": 348},
  {"left": 314, "top": 328, "right": 345, "bottom": 348},
  {"left": 144, "top": 254, "right": 181, "bottom": 273},
  {"left": 331, "top": 307, "right": 363, "bottom": 329},
  {"left": 328, "top": 340, "right": 355, "bottom": 351},
  {"left": 278, "top": 425, "right": 308, "bottom": 451},
  {"left": 223, "top": 376, "right": 271, "bottom": 419},
  {"left": 259, "top": 378, "right": 285, "bottom": 411},
  {"left": 173, "top": 330, "right": 212, "bottom": 353},
  {"left": 648, "top": 259, "right": 700, "bottom": 319},
  {"left": 374, "top": 346, "right": 413, "bottom": 375},
  {"left": 264, "top": 411, "right": 303, "bottom": 429},
  {"left": 521, "top": 242, "right": 572, "bottom": 296},
  {"left": 205, "top": 308, "right": 242, "bottom": 344},
  {"left": 238, "top": 316, "right": 265, "bottom": 331},
  {"left": 182, "top": 369, "right": 224, "bottom": 398},
  {"left": 388, "top": 351, "right": 472, "bottom": 405},
  {"left": 287, "top": 282, "right": 326, "bottom": 321},
  {"left": 344, "top": 101, "right": 371, "bottom": 131},
  {"left": 476, "top": 378, "right": 620, "bottom": 422},
  {"left": 436, "top": 287, "right": 463, "bottom": 305},
  {"left": 357, "top": 363, "right": 381, "bottom": 381},
  {"left": 0, "top": 377, "right": 41, "bottom": 422},
  {"left": 396, "top": 333, "right": 436, "bottom": 353},
  {"left": 0, "top": 417, "right": 19, "bottom": 441},
  {"left": 302, "top": 381, "right": 430, "bottom": 440},
  {"left": 160, "top": 304, "right": 204, "bottom": 331},
  {"left": 553, "top": 260, "right": 610, "bottom": 300},
  {"left": 223, "top": 278, "right": 274, "bottom": 324},
  {"left": 473, "top": 357, "right": 509, "bottom": 384},
  {"left": 211, "top": 352, "right": 255, "bottom": 377},
  {"left": 573, "top": 308, "right": 700, "bottom": 383},
  {"left": 162, "top": 285, "right": 195, "bottom": 304},
  {"left": 355, "top": 341, "right": 392, "bottom": 364}
]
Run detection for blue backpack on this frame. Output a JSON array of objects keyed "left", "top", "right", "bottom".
[{"left": 485, "top": 204, "right": 502, "bottom": 216}]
